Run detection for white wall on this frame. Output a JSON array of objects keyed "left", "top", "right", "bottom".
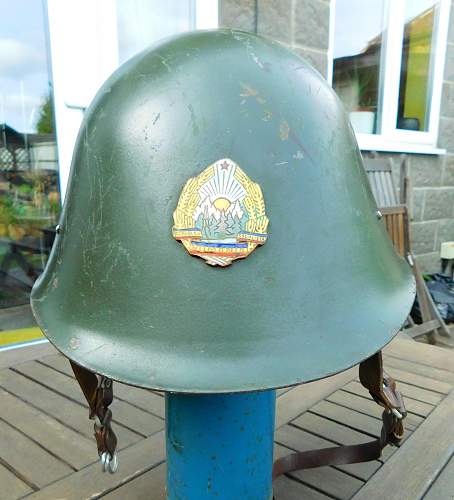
[
  {"left": 46, "top": 0, "right": 119, "bottom": 199},
  {"left": 47, "top": 0, "right": 218, "bottom": 200}
]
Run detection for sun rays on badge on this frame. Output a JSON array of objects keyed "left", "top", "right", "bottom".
[{"left": 172, "top": 159, "right": 269, "bottom": 266}]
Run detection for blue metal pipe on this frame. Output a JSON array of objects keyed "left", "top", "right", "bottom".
[{"left": 166, "top": 390, "right": 276, "bottom": 499}]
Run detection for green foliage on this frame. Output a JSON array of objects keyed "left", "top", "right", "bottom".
[
  {"left": 17, "top": 183, "right": 33, "bottom": 195},
  {"left": 0, "top": 196, "right": 18, "bottom": 224},
  {"left": 36, "top": 93, "right": 55, "bottom": 134},
  {"left": 49, "top": 196, "right": 60, "bottom": 216}
]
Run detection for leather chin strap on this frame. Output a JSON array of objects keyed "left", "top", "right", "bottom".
[
  {"left": 70, "top": 350, "right": 405, "bottom": 478},
  {"left": 70, "top": 361, "right": 118, "bottom": 474},
  {"left": 273, "top": 350, "right": 406, "bottom": 480}
]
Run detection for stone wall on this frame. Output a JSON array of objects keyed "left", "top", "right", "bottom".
[
  {"left": 219, "top": 0, "right": 330, "bottom": 78},
  {"left": 219, "top": 0, "right": 454, "bottom": 272}
]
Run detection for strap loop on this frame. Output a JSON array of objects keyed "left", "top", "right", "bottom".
[
  {"left": 69, "top": 351, "right": 404, "bottom": 480},
  {"left": 273, "top": 350, "right": 406, "bottom": 481}
]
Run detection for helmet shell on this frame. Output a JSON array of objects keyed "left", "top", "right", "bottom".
[{"left": 31, "top": 29, "right": 415, "bottom": 392}]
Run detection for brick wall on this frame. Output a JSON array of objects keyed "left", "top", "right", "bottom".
[{"left": 219, "top": 0, "right": 454, "bottom": 273}]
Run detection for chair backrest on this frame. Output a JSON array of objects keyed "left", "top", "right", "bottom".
[
  {"left": 364, "top": 156, "right": 452, "bottom": 340},
  {"left": 363, "top": 157, "right": 409, "bottom": 257},
  {"left": 364, "top": 159, "right": 399, "bottom": 207},
  {"left": 380, "top": 206, "right": 407, "bottom": 257}
]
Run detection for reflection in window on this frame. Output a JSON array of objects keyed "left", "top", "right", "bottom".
[
  {"left": 397, "top": 1, "right": 437, "bottom": 131},
  {"left": 0, "top": 0, "right": 59, "bottom": 339},
  {"left": 332, "top": 0, "right": 385, "bottom": 134},
  {"left": 332, "top": 0, "right": 447, "bottom": 144},
  {"left": 116, "top": 0, "right": 196, "bottom": 64}
]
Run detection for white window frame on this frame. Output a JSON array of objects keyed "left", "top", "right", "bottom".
[
  {"left": 46, "top": 0, "right": 218, "bottom": 200},
  {"left": 329, "top": 0, "right": 451, "bottom": 154}
]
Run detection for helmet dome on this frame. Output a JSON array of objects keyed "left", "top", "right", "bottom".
[{"left": 31, "top": 29, "right": 415, "bottom": 392}]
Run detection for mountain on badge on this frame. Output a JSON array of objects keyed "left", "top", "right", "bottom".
[{"left": 172, "top": 159, "right": 269, "bottom": 266}]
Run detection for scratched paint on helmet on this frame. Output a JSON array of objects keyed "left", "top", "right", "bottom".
[{"left": 30, "top": 29, "right": 416, "bottom": 392}]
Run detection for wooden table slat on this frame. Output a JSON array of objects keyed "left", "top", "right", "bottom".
[
  {"left": 384, "top": 364, "right": 453, "bottom": 394},
  {"left": 113, "top": 386, "right": 165, "bottom": 419},
  {"left": 275, "top": 424, "right": 382, "bottom": 481},
  {"left": 0, "top": 342, "right": 55, "bottom": 371},
  {"left": 273, "top": 475, "right": 333, "bottom": 500},
  {"left": 13, "top": 362, "right": 164, "bottom": 436},
  {"left": 0, "top": 368, "right": 142, "bottom": 448},
  {"left": 291, "top": 412, "right": 401, "bottom": 462},
  {"left": 0, "top": 419, "right": 72, "bottom": 489},
  {"left": 423, "top": 453, "right": 454, "bottom": 499},
  {"left": 0, "top": 462, "right": 33, "bottom": 500},
  {"left": 293, "top": 412, "right": 380, "bottom": 447},
  {"left": 39, "top": 356, "right": 166, "bottom": 418},
  {"left": 352, "top": 390, "right": 454, "bottom": 500},
  {"left": 327, "top": 389, "right": 425, "bottom": 429},
  {"left": 38, "top": 354, "right": 75, "bottom": 375},
  {"left": 25, "top": 432, "right": 166, "bottom": 500},
  {"left": 0, "top": 389, "right": 94, "bottom": 470},
  {"left": 310, "top": 400, "right": 382, "bottom": 437},
  {"left": 384, "top": 354, "right": 454, "bottom": 385},
  {"left": 340, "top": 382, "right": 434, "bottom": 419},
  {"left": 384, "top": 337, "right": 454, "bottom": 373},
  {"left": 275, "top": 443, "right": 364, "bottom": 500},
  {"left": 102, "top": 463, "right": 167, "bottom": 499},
  {"left": 275, "top": 367, "right": 357, "bottom": 428},
  {"left": 347, "top": 377, "right": 443, "bottom": 406},
  {"left": 0, "top": 335, "right": 452, "bottom": 499}
]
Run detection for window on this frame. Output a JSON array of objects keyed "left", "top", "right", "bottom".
[
  {"left": 0, "top": 0, "right": 217, "bottom": 351},
  {"left": 116, "top": 1, "right": 197, "bottom": 64},
  {"left": 0, "top": 0, "right": 60, "bottom": 348},
  {"left": 46, "top": 0, "right": 218, "bottom": 199},
  {"left": 115, "top": 0, "right": 218, "bottom": 66},
  {"left": 331, "top": 0, "right": 451, "bottom": 153}
]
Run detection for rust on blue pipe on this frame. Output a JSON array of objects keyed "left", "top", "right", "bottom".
[{"left": 166, "top": 390, "right": 276, "bottom": 499}]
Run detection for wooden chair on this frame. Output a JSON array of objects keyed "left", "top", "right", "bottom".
[{"left": 363, "top": 156, "right": 452, "bottom": 342}]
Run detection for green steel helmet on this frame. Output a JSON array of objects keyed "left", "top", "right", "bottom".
[{"left": 31, "top": 29, "right": 415, "bottom": 393}]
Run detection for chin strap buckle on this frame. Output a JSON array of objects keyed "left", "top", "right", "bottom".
[
  {"left": 359, "top": 352, "right": 407, "bottom": 447},
  {"left": 380, "top": 374, "right": 406, "bottom": 446},
  {"left": 92, "top": 377, "right": 118, "bottom": 473},
  {"left": 100, "top": 450, "right": 119, "bottom": 474},
  {"left": 70, "top": 362, "right": 119, "bottom": 474}
]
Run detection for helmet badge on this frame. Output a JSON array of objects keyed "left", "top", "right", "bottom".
[{"left": 172, "top": 159, "right": 269, "bottom": 267}]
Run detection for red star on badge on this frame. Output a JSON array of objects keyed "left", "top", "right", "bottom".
[{"left": 220, "top": 161, "right": 230, "bottom": 170}]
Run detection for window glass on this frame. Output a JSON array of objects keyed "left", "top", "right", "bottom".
[
  {"left": 397, "top": 0, "right": 437, "bottom": 131},
  {"left": 332, "top": 0, "right": 386, "bottom": 134},
  {"left": 116, "top": 0, "right": 195, "bottom": 64},
  {"left": 0, "top": 0, "right": 59, "bottom": 346}
]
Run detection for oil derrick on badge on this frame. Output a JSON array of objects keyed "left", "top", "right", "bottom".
[{"left": 172, "top": 159, "right": 269, "bottom": 266}]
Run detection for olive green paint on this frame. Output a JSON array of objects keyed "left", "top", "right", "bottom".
[{"left": 31, "top": 30, "right": 415, "bottom": 393}]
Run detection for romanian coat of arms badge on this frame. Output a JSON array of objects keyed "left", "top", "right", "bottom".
[{"left": 172, "top": 158, "right": 269, "bottom": 266}]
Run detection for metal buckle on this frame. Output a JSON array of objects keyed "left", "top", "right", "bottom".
[
  {"left": 391, "top": 407, "right": 403, "bottom": 419},
  {"left": 382, "top": 377, "right": 406, "bottom": 420},
  {"left": 100, "top": 451, "right": 118, "bottom": 474},
  {"left": 93, "top": 379, "right": 117, "bottom": 474}
]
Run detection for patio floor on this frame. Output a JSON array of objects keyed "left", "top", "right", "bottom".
[{"left": 1, "top": 334, "right": 454, "bottom": 500}]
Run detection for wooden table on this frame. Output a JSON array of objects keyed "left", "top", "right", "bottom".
[{"left": 0, "top": 334, "right": 453, "bottom": 500}]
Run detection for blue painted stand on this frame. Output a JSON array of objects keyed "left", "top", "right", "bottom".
[{"left": 166, "top": 390, "right": 276, "bottom": 499}]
